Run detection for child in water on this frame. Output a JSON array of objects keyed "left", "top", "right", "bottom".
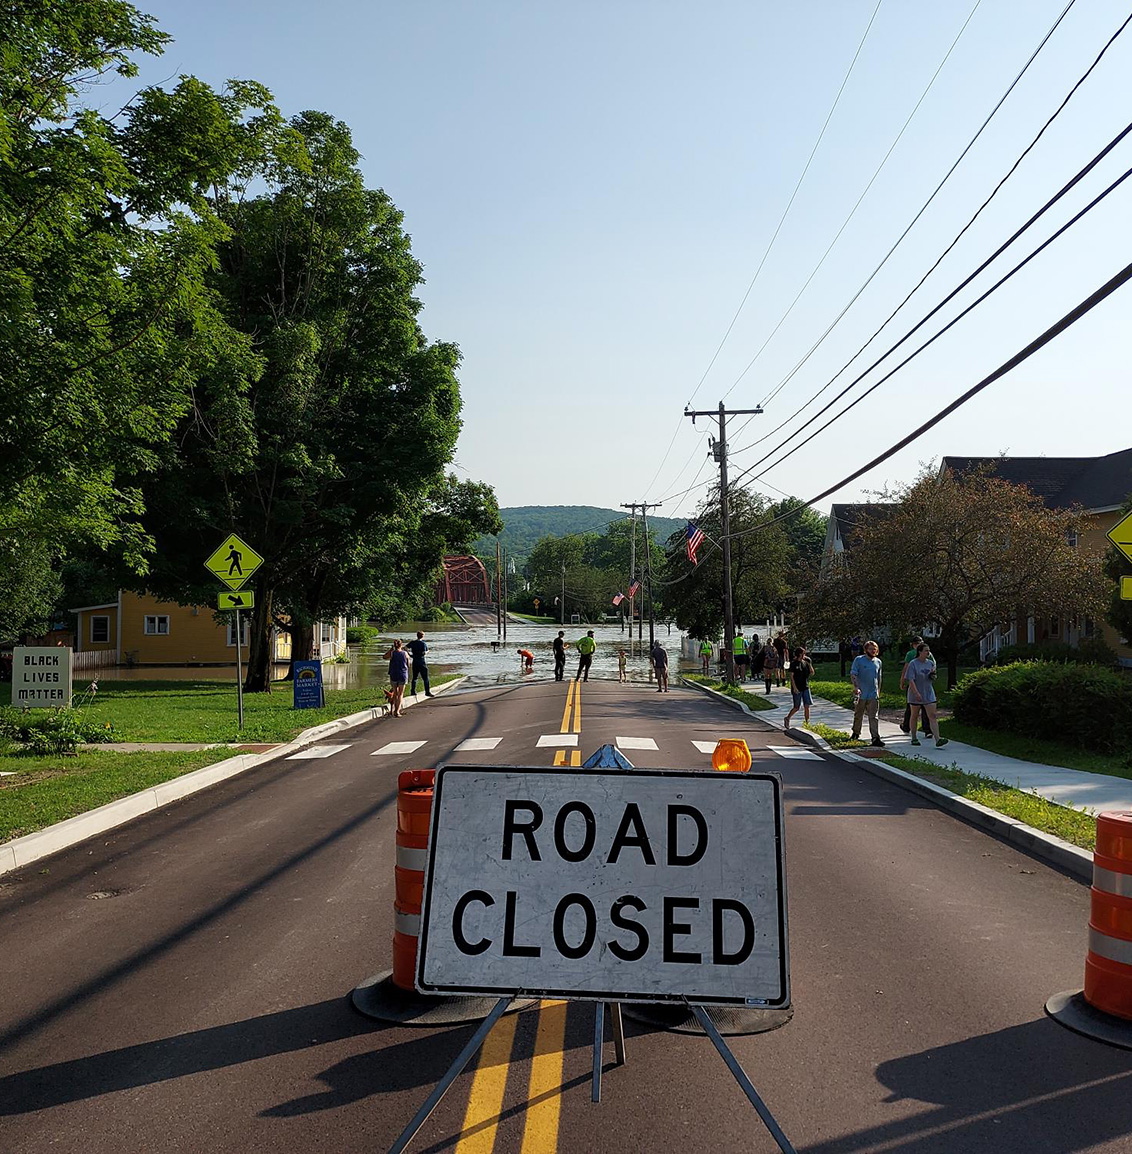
[{"left": 618, "top": 648, "right": 627, "bottom": 682}]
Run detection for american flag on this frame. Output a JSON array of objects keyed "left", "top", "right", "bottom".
[
  {"left": 612, "top": 592, "right": 624, "bottom": 606},
  {"left": 686, "top": 521, "right": 705, "bottom": 564},
  {"left": 627, "top": 580, "right": 641, "bottom": 597}
]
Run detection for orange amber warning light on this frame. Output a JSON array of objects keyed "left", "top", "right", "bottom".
[{"left": 712, "top": 738, "right": 752, "bottom": 773}]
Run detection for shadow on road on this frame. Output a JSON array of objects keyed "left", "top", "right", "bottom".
[{"left": 801, "top": 1017, "right": 1132, "bottom": 1153}]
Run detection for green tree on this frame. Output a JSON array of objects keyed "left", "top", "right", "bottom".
[
  {"left": 660, "top": 488, "right": 790, "bottom": 640},
  {"left": 799, "top": 467, "right": 1108, "bottom": 686},
  {"left": 130, "top": 111, "right": 490, "bottom": 689}
]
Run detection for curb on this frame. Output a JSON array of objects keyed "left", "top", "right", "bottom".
[
  {"left": 0, "top": 676, "right": 467, "bottom": 878},
  {"left": 806, "top": 732, "right": 1093, "bottom": 883},
  {"left": 679, "top": 676, "right": 784, "bottom": 729},
  {"left": 681, "top": 677, "right": 1092, "bottom": 883}
]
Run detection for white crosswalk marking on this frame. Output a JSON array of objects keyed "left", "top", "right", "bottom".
[
  {"left": 372, "top": 740, "right": 428, "bottom": 756},
  {"left": 286, "top": 744, "right": 352, "bottom": 760},
  {"left": 768, "top": 745, "right": 822, "bottom": 760},
  {"left": 453, "top": 737, "right": 503, "bottom": 751},
  {"left": 537, "top": 734, "right": 577, "bottom": 747},
  {"left": 616, "top": 737, "right": 658, "bottom": 751},
  {"left": 691, "top": 740, "right": 717, "bottom": 754}
]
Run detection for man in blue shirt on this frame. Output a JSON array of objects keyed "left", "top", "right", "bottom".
[
  {"left": 850, "top": 639, "right": 883, "bottom": 747},
  {"left": 406, "top": 631, "right": 433, "bottom": 697}
]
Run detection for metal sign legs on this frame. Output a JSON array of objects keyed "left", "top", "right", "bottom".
[{"left": 387, "top": 998, "right": 795, "bottom": 1154}]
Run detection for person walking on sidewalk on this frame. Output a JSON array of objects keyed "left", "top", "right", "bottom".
[
  {"left": 760, "top": 638, "right": 778, "bottom": 694},
  {"left": 783, "top": 645, "right": 815, "bottom": 729},
  {"left": 900, "top": 636, "right": 933, "bottom": 738},
  {"left": 552, "top": 630, "right": 568, "bottom": 681},
  {"left": 732, "top": 630, "right": 749, "bottom": 682},
  {"left": 773, "top": 632, "right": 788, "bottom": 686},
  {"left": 699, "top": 638, "right": 713, "bottom": 674},
  {"left": 902, "top": 642, "right": 949, "bottom": 748},
  {"left": 388, "top": 639, "right": 409, "bottom": 717},
  {"left": 575, "top": 629, "right": 596, "bottom": 681},
  {"left": 652, "top": 640, "right": 669, "bottom": 692},
  {"left": 850, "top": 639, "right": 884, "bottom": 747},
  {"left": 407, "top": 631, "right": 433, "bottom": 697}
]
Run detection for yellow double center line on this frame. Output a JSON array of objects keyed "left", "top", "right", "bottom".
[{"left": 455, "top": 678, "right": 578, "bottom": 1152}]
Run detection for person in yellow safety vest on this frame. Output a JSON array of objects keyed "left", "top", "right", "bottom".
[
  {"left": 699, "top": 638, "right": 713, "bottom": 674},
  {"left": 732, "top": 630, "right": 749, "bottom": 682},
  {"left": 575, "top": 629, "right": 597, "bottom": 682}
]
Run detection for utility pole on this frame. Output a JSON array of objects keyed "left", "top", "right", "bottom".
[
  {"left": 502, "top": 548, "right": 508, "bottom": 642},
  {"left": 560, "top": 562, "right": 566, "bottom": 626},
  {"left": 684, "top": 402, "right": 762, "bottom": 684},
  {"left": 623, "top": 502, "right": 661, "bottom": 652},
  {"left": 495, "top": 540, "right": 502, "bottom": 639}
]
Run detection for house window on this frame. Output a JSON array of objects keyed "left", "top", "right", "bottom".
[
  {"left": 1067, "top": 529, "right": 1079, "bottom": 548},
  {"left": 227, "top": 619, "right": 250, "bottom": 647},
  {"left": 1049, "top": 616, "right": 1060, "bottom": 638},
  {"left": 144, "top": 615, "right": 170, "bottom": 635},
  {"left": 321, "top": 622, "right": 333, "bottom": 644},
  {"left": 91, "top": 615, "right": 110, "bottom": 644}
]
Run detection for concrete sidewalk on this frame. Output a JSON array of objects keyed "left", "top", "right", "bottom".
[{"left": 742, "top": 678, "right": 1132, "bottom": 815}]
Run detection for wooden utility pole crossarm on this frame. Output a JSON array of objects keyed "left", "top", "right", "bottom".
[{"left": 683, "top": 403, "right": 762, "bottom": 684}]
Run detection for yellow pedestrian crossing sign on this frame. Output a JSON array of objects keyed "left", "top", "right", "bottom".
[
  {"left": 205, "top": 534, "right": 263, "bottom": 591},
  {"left": 1107, "top": 510, "right": 1132, "bottom": 564}
]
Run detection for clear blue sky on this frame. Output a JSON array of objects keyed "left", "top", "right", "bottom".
[{"left": 104, "top": 0, "right": 1132, "bottom": 517}]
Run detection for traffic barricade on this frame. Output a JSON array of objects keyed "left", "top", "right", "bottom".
[{"left": 1046, "top": 810, "right": 1132, "bottom": 1049}]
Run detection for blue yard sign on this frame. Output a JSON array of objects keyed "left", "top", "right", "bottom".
[{"left": 293, "top": 660, "right": 324, "bottom": 709}]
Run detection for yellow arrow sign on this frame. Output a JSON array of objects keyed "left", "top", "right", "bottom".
[
  {"left": 218, "top": 591, "right": 256, "bottom": 610},
  {"left": 205, "top": 533, "right": 264, "bottom": 591},
  {"left": 1107, "top": 510, "right": 1132, "bottom": 564}
]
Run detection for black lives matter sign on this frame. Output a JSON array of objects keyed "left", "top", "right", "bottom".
[
  {"left": 12, "top": 647, "right": 72, "bottom": 708},
  {"left": 417, "top": 767, "right": 788, "bottom": 1006}
]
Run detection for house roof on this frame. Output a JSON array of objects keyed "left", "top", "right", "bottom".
[
  {"left": 829, "top": 502, "right": 897, "bottom": 549},
  {"left": 68, "top": 602, "right": 118, "bottom": 613},
  {"left": 940, "top": 449, "right": 1132, "bottom": 512}
]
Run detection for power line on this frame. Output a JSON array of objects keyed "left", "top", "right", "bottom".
[
  {"left": 735, "top": 0, "right": 1119, "bottom": 458},
  {"left": 643, "top": 0, "right": 885, "bottom": 499},
  {"left": 731, "top": 133, "right": 1132, "bottom": 488},
  {"left": 719, "top": 0, "right": 984, "bottom": 403}
]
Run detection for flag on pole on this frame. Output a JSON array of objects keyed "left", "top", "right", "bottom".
[
  {"left": 627, "top": 580, "right": 641, "bottom": 597},
  {"left": 686, "top": 521, "right": 706, "bottom": 564},
  {"left": 612, "top": 592, "right": 625, "bottom": 606}
]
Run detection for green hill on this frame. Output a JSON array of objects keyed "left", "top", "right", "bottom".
[{"left": 474, "top": 505, "right": 684, "bottom": 563}]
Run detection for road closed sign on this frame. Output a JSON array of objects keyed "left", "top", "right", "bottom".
[{"left": 417, "top": 766, "right": 788, "bottom": 1006}]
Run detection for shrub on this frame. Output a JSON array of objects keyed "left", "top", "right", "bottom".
[
  {"left": 346, "top": 625, "right": 380, "bottom": 646},
  {"left": 0, "top": 706, "right": 115, "bottom": 754},
  {"left": 952, "top": 661, "right": 1132, "bottom": 754},
  {"left": 987, "top": 638, "right": 1116, "bottom": 667}
]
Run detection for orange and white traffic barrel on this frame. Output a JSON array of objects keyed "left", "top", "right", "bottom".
[
  {"left": 1046, "top": 811, "right": 1132, "bottom": 1049},
  {"left": 392, "top": 769, "right": 433, "bottom": 991},
  {"left": 1085, "top": 811, "right": 1132, "bottom": 1020}
]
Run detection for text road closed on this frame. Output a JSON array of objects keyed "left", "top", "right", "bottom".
[{"left": 417, "top": 767, "right": 788, "bottom": 1005}]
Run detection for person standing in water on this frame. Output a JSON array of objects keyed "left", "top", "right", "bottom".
[
  {"left": 575, "top": 630, "right": 596, "bottom": 681},
  {"left": 552, "top": 630, "right": 568, "bottom": 681}
]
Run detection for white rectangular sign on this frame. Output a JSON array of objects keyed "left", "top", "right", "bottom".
[
  {"left": 417, "top": 766, "right": 788, "bottom": 1006},
  {"left": 12, "top": 646, "right": 72, "bottom": 708}
]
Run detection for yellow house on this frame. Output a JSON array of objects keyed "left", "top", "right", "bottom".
[{"left": 70, "top": 591, "right": 347, "bottom": 667}]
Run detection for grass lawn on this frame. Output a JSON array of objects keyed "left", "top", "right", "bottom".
[
  {"left": 880, "top": 752, "right": 1097, "bottom": 853},
  {"left": 1, "top": 674, "right": 456, "bottom": 745},
  {"left": 683, "top": 674, "right": 777, "bottom": 712},
  {"left": 0, "top": 748, "right": 242, "bottom": 843},
  {"left": 510, "top": 613, "right": 559, "bottom": 625},
  {"left": 935, "top": 718, "right": 1132, "bottom": 782}
]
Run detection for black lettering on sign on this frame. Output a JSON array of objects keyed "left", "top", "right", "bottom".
[
  {"left": 502, "top": 801, "right": 543, "bottom": 861},
  {"left": 663, "top": 896, "right": 701, "bottom": 964},
  {"left": 608, "top": 895, "right": 649, "bottom": 961},
  {"left": 502, "top": 891, "right": 540, "bottom": 957},
  {"left": 553, "top": 802, "right": 596, "bottom": 863},
  {"left": 552, "top": 893, "right": 597, "bottom": 959},
  {"left": 452, "top": 890, "right": 494, "bottom": 955},
  {"left": 607, "top": 803, "right": 656, "bottom": 865},
  {"left": 712, "top": 899, "right": 755, "bottom": 965},
  {"left": 667, "top": 805, "right": 708, "bottom": 866}
]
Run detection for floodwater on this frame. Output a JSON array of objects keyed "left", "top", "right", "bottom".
[{"left": 81, "top": 620, "right": 701, "bottom": 687}]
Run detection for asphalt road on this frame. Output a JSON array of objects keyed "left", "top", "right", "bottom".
[{"left": 0, "top": 678, "right": 1128, "bottom": 1153}]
